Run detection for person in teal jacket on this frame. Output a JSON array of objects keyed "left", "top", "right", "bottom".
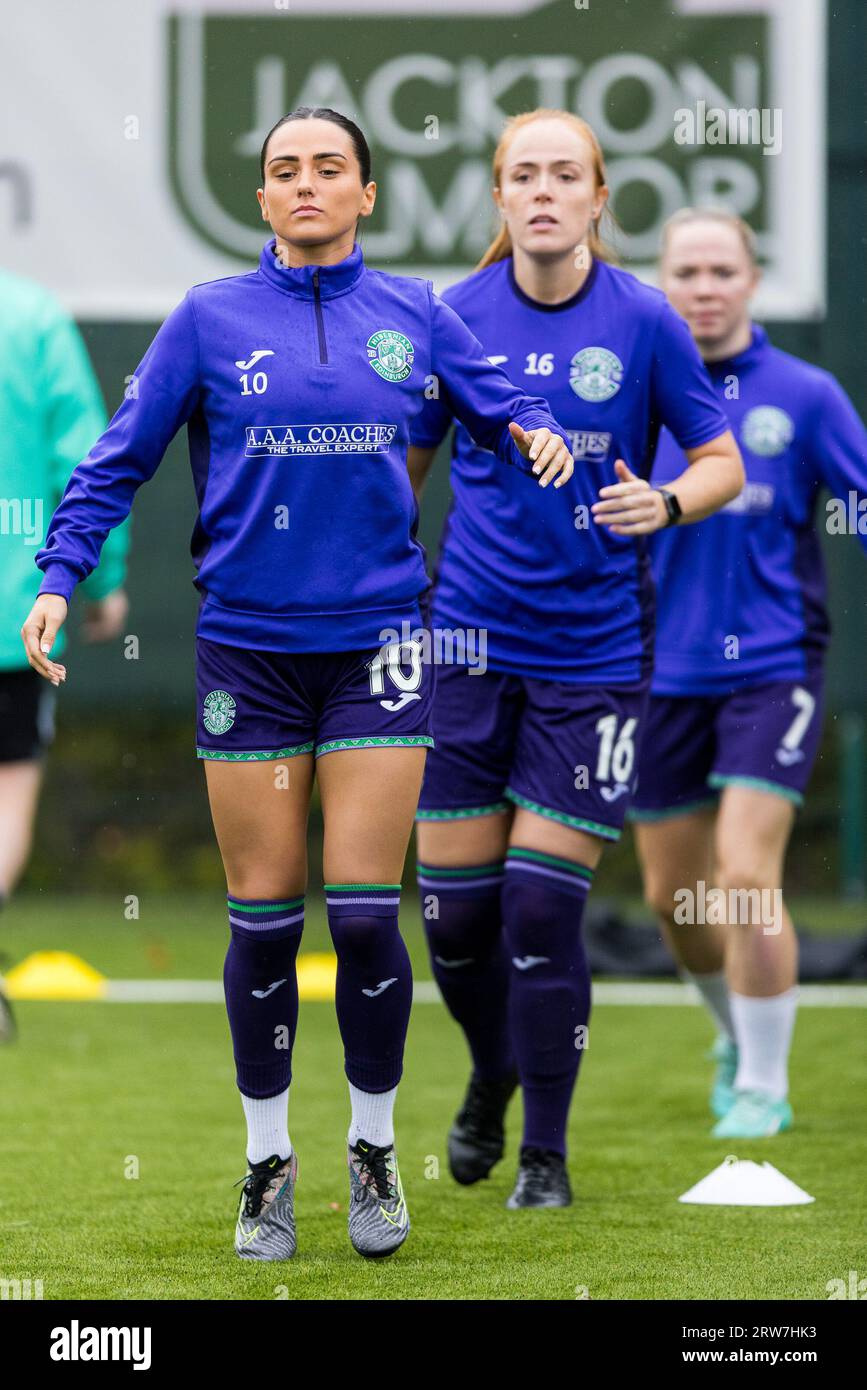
[{"left": 0, "top": 268, "right": 130, "bottom": 1038}]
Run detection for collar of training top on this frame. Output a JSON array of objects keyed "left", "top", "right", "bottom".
[
  {"left": 705, "top": 322, "right": 768, "bottom": 376},
  {"left": 507, "top": 252, "right": 600, "bottom": 313},
  {"left": 258, "top": 238, "right": 366, "bottom": 300}
]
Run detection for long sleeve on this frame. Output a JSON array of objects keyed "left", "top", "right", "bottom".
[
  {"left": 811, "top": 373, "right": 867, "bottom": 554},
  {"left": 35, "top": 294, "right": 201, "bottom": 602},
  {"left": 428, "top": 286, "right": 570, "bottom": 473}
]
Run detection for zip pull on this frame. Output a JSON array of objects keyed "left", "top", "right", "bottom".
[{"left": 311, "top": 269, "right": 328, "bottom": 364}]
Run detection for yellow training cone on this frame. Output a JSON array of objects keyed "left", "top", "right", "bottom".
[
  {"left": 296, "top": 951, "right": 337, "bottom": 1001},
  {"left": 4, "top": 951, "right": 108, "bottom": 1001}
]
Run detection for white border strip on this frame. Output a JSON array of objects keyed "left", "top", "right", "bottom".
[{"left": 97, "top": 980, "right": 867, "bottom": 1006}]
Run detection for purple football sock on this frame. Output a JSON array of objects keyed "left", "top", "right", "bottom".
[
  {"left": 223, "top": 894, "right": 305, "bottom": 1099},
  {"left": 326, "top": 883, "right": 412, "bottom": 1093},
  {"left": 501, "top": 849, "right": 594, "bottom": 1157},
  {"left": 416, "top": 860, "right": 515, "bottom": 1082}
]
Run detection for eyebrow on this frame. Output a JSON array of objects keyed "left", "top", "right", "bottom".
[
  {"left": 267, "top": 151, "right": 348, "bottom": 166},
  {"left": 509, "top": 159, "right": 583, "bottom": 170}
]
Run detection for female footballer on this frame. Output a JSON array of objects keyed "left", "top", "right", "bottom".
[
  {"left": 408, "top": 110, "right": 744, "bottom": 1208},
  {"left": 20, "top": 108, "right": 574, "bottom": 1261},
  {"left": 631, "top": 208, "right": 867, "bottom": 1138}
]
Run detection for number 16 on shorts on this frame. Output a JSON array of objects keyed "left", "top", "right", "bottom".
[{"left": 592, "top": 713, "right": 638, "bottom": 803}]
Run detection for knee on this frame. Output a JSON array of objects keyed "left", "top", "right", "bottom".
[
  {"left": 501, "top": 880, "right": 581, "bottom": 955},
  {"left": 226, "top": 878, "right": 303, "bottom": 901},
  {"left": 642, "top": 872, "right": 685, "bottom": 922},
  {"left": 226, "top": 924, "right": 302, "bottom": 969},
  {"left": 422, "top": 892, "right": 499, "bottom": 952},
  {"left": 328, "top": 912, "right": 399, "bottom": 966},
  {"left": 714, "top": 858, "right": 784, "bottom": 934},
  {"left": 715, "top": 855, "right": 775, "bottom": 896}
]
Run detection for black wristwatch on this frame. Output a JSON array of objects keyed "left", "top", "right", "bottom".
[{"left": 656, "top": 488, "right": 683, "bottom": 526}]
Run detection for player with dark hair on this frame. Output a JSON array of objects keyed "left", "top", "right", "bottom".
[{"left": 21, "top": 107, "right": 574, "bottom": 1259}]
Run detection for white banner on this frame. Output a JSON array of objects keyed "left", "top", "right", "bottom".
[{"left": 0, "top": 0, "right": 826, "bottom": 319}]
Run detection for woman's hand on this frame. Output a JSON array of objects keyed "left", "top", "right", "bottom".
[
  {"left": 592, "top": 460, "right": 668, "bottom": 534},
  {"left": 508, "top": 422, "right": 574, "bottom": 488},
  {"left": 21, "top": 594, "right": 69, "bottom": 685}
]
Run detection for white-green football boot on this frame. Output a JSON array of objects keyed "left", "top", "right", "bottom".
[
  {"left": 712, "top": 1089, "right": 793, "bottom": 1138},
  {"left": 347, "top": 1139, "right": 409, "bottom": 1259},
  {"left": 233, "top": 1151, "right": 298, "bottom": 1260},
  {"left": 709, "top": 1034, "right": 739, "bottom": 1118}
]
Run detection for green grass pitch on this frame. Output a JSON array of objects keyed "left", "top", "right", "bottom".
[{"left": 0, "top": 894, "right": 864, "bottom": 1300}]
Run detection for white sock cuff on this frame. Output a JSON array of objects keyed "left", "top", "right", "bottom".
[
  {"left": 241, "top": 1086, "right": 292, "bottom": 1164},
  {"left": 347, "top": 1082, "right": 398, "bottom": 1148},
  {"left": 730, "top": 985, "right": 800, "bottom": 1007},
  {"left": 730, "top": 987, "right": 798, "bottom": 1101}
]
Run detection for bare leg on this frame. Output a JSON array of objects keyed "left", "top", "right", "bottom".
[
  {"left": 634, "top": 808, "right": 721, "bottom": 972},
  {"left": 509, "top": 807, "right": 604, "bottom": 870},
  {"left": 0, "top": 761, "right": 45, "bottom": 899},
  {"left": 714, "top": 786, "right": 797, "bottom": 996},
  {"left": 634, "top": 807, "right": 736, "bottom": 1052},
  {"left": 714, "top": 785, "right": 797, "bottom": 1105},
  {"left": 415, "top": 811, "right": 513, "bottom": 873},
  {"left": 317, "top": 746, "right": 427, "bottom": 884},
  {"left": 202, "top": 755, "right": 314, "bottom": 899}
]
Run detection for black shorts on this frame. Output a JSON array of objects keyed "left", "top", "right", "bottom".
[{"left": 0, "top": 668, "right": 57, "bottom": 762}]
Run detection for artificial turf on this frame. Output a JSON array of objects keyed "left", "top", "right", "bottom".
[{"left": 0, "top": 894, "right": 864, "bottom": 1300}]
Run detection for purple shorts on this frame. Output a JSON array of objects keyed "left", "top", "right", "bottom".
[
  {"left": 416, "top": 663, "right": 650, "bottom": 841},
  {"left": 195, "top": 636, "right": 435, "bottom": 761},
  {"left": 630, "top": 674, "right": 825, "bottom": 818}
]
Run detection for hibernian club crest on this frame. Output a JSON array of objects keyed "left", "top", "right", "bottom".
[
  {"left": 366, "top": 330, "right": 415, "bottom": 382},
  {"left": 741, "top": 406, "right": 795, "bottom": 457},
  {"left": 569, "top": 347, "right": 624, "bottom": 402},
  {"left": 202, "top": 689, "right": 236, "bottom": 736}
]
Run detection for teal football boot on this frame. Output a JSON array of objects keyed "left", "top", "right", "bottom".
[{"left": 712, "top": 1089, "right": 793, "bottom": 1138}]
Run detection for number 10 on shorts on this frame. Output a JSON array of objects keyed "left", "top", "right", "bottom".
[{"left": 366, "top": 641, "right": 424, "bottom": 712}]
